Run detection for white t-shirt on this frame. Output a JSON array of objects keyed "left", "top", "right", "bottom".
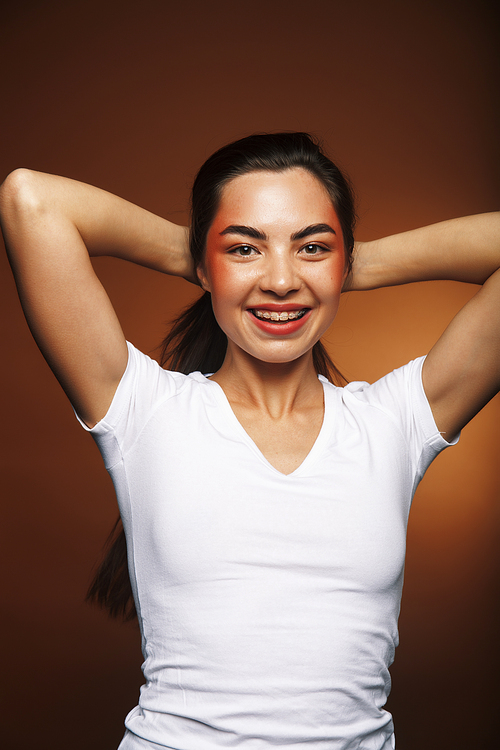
[{"left": 81, "top": 342, "right": 455, "bottom": 750}]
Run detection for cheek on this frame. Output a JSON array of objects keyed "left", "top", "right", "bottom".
[
  {"left": 206, "top": 254, "right": 232, "bottom": 293},
  {"left": 204, "top": 252, "right": 254, "bottom": 300},
  {"left": 312, "top": 258, "right": 344, "bottom": 296},
  {"left": 199, "top": 251, "right": 229, "bottom": 294},
  {"left": 206, "top": 262, "right": 246, "bottom": 340}
]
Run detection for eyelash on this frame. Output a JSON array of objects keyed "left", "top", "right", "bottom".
[
  {"left": 230, "top": 245, "right": 258, "bottom": 256},
  {"left": 300, "top": 243, "right": 327, "bottom": 255}
]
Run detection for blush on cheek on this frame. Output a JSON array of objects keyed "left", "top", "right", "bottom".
[
  {"left": 199, "top": 250, "right": 226, "bottom": 293},
  {"left": 205, "top": 253, "right": 247, "bottom": 300},
  {"left": 207, "top": 254, "right": 230, "bottom": 288}
]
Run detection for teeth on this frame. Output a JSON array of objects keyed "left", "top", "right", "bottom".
[{"left": 254, "top": 309, "right": 305, "bottom": 321}]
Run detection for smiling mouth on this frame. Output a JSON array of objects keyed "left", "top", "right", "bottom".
[{"left": 252, "top": 308, "right": 309, "bottom": 322}]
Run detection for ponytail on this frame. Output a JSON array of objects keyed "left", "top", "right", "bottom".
[
  {"left": 86, "top": 517, "right": 136, "bottom": 621},
  {"left": 159, "top": 292, "right": 227, "bottom": 373}
]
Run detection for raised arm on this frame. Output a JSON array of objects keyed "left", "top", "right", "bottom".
[
  {"left": 347, "top": 213, "right": 500, "bottom": 440},
  {"left": 0, "top": 169, "right": 192, "bottom": 427}
]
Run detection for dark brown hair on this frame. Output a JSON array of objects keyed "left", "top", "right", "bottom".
[{"left": 87, "top": 132, "right": 357, "bottom": 620}]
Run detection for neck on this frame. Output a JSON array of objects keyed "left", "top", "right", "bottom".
[{"left": 210, "top": 346, "right": 323, "bottom": 418}]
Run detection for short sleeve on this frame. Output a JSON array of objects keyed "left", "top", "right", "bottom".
[
  {"left": 74, "top": 341, "right": 187, "bottom": 469},
  {"left": 344, "top": 356, "right": 459, "bottom": 488}
]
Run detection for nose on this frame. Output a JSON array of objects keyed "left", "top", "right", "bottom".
[{"left": 259, "top": 252, "right": 301, "bottom": 297}]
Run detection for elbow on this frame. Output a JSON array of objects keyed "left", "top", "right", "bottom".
[
  {"left": 0, "top": 170, "right": 51, "bottom": 259},
  {"left": 0, "top": 168, "right": 47, "bottom": 221}
]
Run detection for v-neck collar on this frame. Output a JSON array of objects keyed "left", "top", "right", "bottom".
[{"left": 193, "top": 373, "right": 337, "bottom": 478}]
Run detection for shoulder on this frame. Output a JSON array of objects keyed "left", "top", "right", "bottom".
[
  {"left": 332, "top": 357, "right": 452, "bottom": 448},
  {"left": 82, "top": 342, "right": 212, "bottom": 435},
  {"left": 340, "top": 357, "right": 426, "bottom": 410}
]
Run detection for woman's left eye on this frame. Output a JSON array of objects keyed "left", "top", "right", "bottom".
[
  {"left": 301, "top": 243, "right": 325, "bottom": 255},
  {"left": 231, "top": 245, "right": 257, "bottom": 256}
]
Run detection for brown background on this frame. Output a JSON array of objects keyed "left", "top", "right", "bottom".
[{"left": 1, "top": 1, "right": 499, "bottom": 748}]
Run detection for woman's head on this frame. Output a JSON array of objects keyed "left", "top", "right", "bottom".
[
  {"left": 198, "top": 168, "right": 348, "bottom": 368},
  {"left": 160, "top": 133, "right": 353, "bottom": 383},
  {"left": 190, "top": 132, "right": 356, "bottom": 275}
]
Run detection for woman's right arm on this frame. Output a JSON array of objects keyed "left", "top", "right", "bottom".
[{"left": 0, "top": 169, "right": 192, "bottom": 427}]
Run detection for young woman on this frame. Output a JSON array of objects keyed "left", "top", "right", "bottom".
[{"left": 1, "top": 133, "right": 499, "bottom": 750}]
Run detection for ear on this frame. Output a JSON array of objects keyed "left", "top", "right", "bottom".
[{"left": 196, "top": 264, "right": 211, "bottom": 292}]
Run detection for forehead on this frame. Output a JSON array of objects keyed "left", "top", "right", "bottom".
[{"left": 214, "top": 168, "right": 338, "bottom": 229}]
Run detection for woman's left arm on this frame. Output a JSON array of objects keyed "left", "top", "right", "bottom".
[{"left": 347, "top": 212, "right": 500, "bottom": 440}]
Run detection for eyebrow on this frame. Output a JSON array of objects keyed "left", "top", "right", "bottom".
[
  {"left": 219, "top": 225, "right": 267, "bottom": 240},
  {"left": 219, "top": 223, "right": 337, "bottom": 241},
  {"left": 291, "top": 223, "right": 337, "bottom": 241}
]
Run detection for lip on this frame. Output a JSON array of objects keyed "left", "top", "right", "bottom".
[
  {"left": 247, "top": 303, "right": 311, "bottom": 312},
  {"left": 247, "top": 307, "right": 312, "bottom": 335}
]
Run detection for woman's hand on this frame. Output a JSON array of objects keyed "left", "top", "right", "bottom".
[{"left": 0, "top": 169, "right": 195, "bottom": 426}]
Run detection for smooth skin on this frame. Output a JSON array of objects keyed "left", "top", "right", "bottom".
[{"left": 1, "top": 167, "right": 499, "bottom": 475}]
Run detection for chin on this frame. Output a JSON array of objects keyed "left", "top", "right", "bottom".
[{"left": 237, "top": 340, "right": 317, "bottom": 367}]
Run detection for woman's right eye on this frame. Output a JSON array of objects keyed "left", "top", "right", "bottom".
[{"left": 231, "top": 245, "right": 257, "bottom": 256}]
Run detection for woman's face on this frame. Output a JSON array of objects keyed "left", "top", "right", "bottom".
[{"left": 198, "top": 168, "right": 347, "bottom": 367}]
